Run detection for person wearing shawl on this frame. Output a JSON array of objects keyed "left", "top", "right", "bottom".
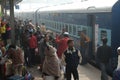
[{"left": 42, "top": 43, "right": 60, "bottom": 80}]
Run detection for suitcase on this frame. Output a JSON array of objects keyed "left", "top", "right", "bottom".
[{"left": 7, "top": 75, "right": 25, "bottom": 80}]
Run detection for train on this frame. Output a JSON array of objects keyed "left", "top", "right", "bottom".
[{"left": 15, "top": 0, "right": 120, "bottom": 75}]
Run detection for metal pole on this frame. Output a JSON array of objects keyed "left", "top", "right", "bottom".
[
  {"left": 35, "top": 8, "right": 41, "bottom": 24},
  {"left": 35, "top": 7, "right": 46, "bottom": 24},
  {"left": 9, "top": 0, "right": 15, "bottom": 44},
  {"left": 4, "top": 0, "right": 7, "bottom": 17},
  {"left": 1, "top": 0, "right": 5, "bottom": 15}
]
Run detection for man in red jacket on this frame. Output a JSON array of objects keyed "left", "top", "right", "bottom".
[
  {"left": 55, "top": 32, "right": 69, "bottom": 77},
  {"left": 55, "top": 32, "right": 69, "bottom": 59},
  {"left": 29, "top": 32, "right": 37, "bottom": 67}
]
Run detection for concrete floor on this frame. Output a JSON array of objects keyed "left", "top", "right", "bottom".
[{"left": 28, "top": 64, "right": 112, "bottom": 80}]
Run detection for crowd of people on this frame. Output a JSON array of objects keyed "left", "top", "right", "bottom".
[
  {"left": 0, "top": 18, "right": 120, "bottom": 80},
  {"left": 0, "top": 19, "right": 81, "bottom": 80}
]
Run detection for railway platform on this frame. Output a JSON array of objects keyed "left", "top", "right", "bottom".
[{"left": 29, "top": 64, "right": 112, "bottom": 80}]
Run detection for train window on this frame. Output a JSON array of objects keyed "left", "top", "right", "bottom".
[
  {"left": 82, "top": 27, "right": 87, "bottom": 35},
  {"left": 57, "top": 23, "right": 59, "bottom": 30},
  {"left": 62, "top": 24, "right": 65, "bottom": 29},
  {"left": 57, "top": 22, "right": 60, "bottom": 30},
  {"left": 69, "top": 25, "right": 72, "bottom": 34},
  {"left": 55, "top": 22, "right": 57, "bottom": 29},
  {"left": 60, "top": 23, "right": 62, "bottom": 31},
  {"left": 56, "top": 22, "right": 58, "bottom": 30},
  {"left": 77, "top": 26, "right": 82, "bottom": 36},
  {"left": 65, "top": 24, "right": 68, "bottom": 32},
  {"left": 50, "top": 22, "right": 52, "bottom": 27},
  {"left": 56, "top": 22, "right": 58, "bottom": 29},
  {"left": 46, "top": 20, "right": 48, "bottom": 26},
  {"left": 59, "top": 23, "right": 61, "bottom": 30},
  {"left": 73, "top": 25, "right": 76, "bottom": 35},
  {"left": 54, "top": 22, "right": 55, "bottom": 29},
  {"left": 39, "top": 14, "right": 40, "bottom": 18},
  {"left": 52, "top": 22, "right": 56, "bottom": 28},
  {"left": 101, "top": 30, "right": 107, "bottom": 39},
  {"left": 48, "top": 21, "right": 50, "bottom": 27}
]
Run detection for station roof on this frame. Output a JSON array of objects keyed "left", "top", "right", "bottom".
[
  {"left": 14, "top": 0, "right": 23, "bottom": 4},
  {"left": 0, "top": 0, "right": 22, "bottom": 5}
]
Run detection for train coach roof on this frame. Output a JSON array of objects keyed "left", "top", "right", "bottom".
[{"left": 38, "top": 0, "right": 118, "bottom": 13}]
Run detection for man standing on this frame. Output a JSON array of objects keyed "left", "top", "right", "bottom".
[
  {"left": 22, "top": 30, "right": 29, "bottom": 66},
  {"left": 63, "top": 40, "right": 80, "bottom": 80},
  {"left": 39, "top": 34, "right": 50, "bottom": 71},
  {"left": 55, "top": 32, "right": 69, "bottom": 59},
  {"left": 97, "top": 38, "right": 112, "bottom": 80},
  {"left": 55, "top": 32, "right": 69, "bottom": 78},
  {"left": 29, "top": 32, "right": 37, "bottom": 66},
  {"left": 80, "top": 31, "right": 90, "bottom": 65}
]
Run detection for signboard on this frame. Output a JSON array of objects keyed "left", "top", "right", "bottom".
[{"left": 94, "top": 24, "right": 99, "bottom": 52}]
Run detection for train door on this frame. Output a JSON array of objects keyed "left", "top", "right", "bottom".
[{"left": 87, "top": 14, "right": 96, "bottom": 59}]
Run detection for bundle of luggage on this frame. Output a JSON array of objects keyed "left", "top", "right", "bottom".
[
  {"left": 7, "top": 75, "right": 25, "bottom": 80},
  {"left": 7, "top": 73, "right": 34, "bottom": 80},
  {"left": 7, "top": 66, "right": 34, "bottom": 80}
]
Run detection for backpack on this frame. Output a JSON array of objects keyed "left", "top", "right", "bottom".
[{"left": 0, "top": 24, "right": 6, "bottom": 34}]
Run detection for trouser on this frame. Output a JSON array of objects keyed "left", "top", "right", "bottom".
[
  {"left": 100, "top": 63, "right": 108, "bottom": 80},
  {"left": 59, "top": 59, "right": 66, "bottom": 78},
  {"left": 29, "top": 48, "right": 35, "bottom": 66},
  {"left": 80, "top": 47, "right": 87, "bottom": 64},
  {"left": 23, "top": 47, "right": 29, "bottom": 66},
  {"left": 66, "top": 66, "right": 79, "bottom": 80},
  {"left": 80, "top": 45, "right": 89, "bottom": 64},
  {"left": 39, "top": 53, "right": 45, "bottom": 71}
]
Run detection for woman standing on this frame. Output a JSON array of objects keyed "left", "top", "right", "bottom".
[{"left": 42, "top": 43, "right": 61, "bottom": 80}]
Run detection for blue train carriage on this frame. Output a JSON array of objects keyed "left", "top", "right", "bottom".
[
  {"left": 37, "top": 0, "right": 120, "bottom": 75},
  {"left": 112, "top": 0, "right": 120, "bottom": 72}
]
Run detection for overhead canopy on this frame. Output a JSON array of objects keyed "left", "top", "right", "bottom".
[
  {"left": 14, "top": 0, "right": 23, "bottom": 4},
  {"left": 0, "top": 0, "right": 22, "bottom": 5}
]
